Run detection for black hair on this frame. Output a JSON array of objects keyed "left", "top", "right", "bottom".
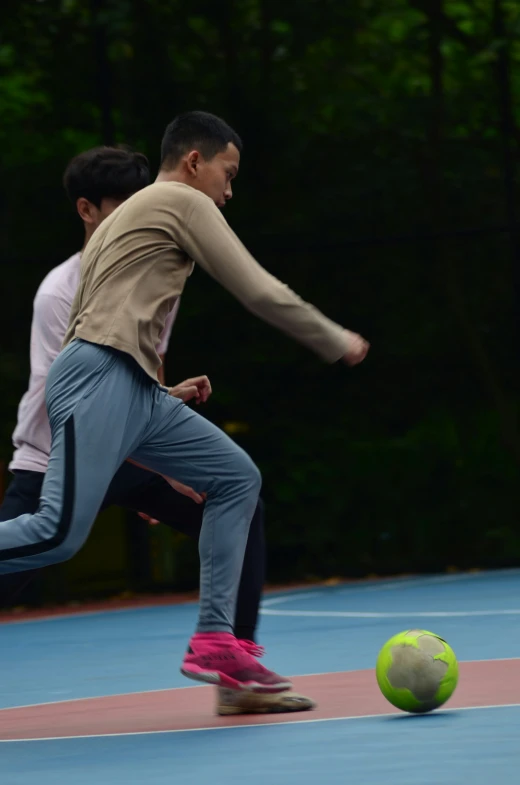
[
  {"left": 63, "top": 146, "right": 150, "bottom": 208},
  {"left": 160, "top": 111, "right": 242, "bottom": 170}
]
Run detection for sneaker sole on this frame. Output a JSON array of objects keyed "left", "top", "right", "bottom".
[
  {"left": 217, "top": 702, "right": 316, "bottom": 715},
  {"left": 180, "top": 666, "right": 292, "bottom": 693},
  {"left": 217, "top": 692, "right": 316, "bottom": 715}
]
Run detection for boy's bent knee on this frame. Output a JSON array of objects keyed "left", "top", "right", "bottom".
[
  {"left": 248, "top": 462, "right": 262, "bottom": 494},
  {"left": 235, "top": 452, "right": 262, "bottom": 493}
]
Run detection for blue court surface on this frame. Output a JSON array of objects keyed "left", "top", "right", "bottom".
[{"left": 1, "top": 569, "right": 520, "bottom": 783}]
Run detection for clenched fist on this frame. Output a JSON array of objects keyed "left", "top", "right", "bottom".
[{"left": 168, "top": 375, "right": 212, "bottom": 404}]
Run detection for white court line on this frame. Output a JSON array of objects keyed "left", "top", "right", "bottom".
[
  {"left": 1, "top": 658, "right": 518, "bottom": 714},
  {"left": 0, "top": 684, "right": 198, "bottom": 712},
  {"left": 262, "top": 592, "right": 321, "bottom": 607},
  {"left": 263, "top": 576, "right": 470, "bottom": 607},
  {"left": 262, "top": 570, "right": 520, "bottom": 609},
  {"left": 2, "top": 569, "right": 519, "bottom": 626},
  {"left": 240, "top": 577, "right": 469, "bottom": 610},
  {"left": 261, "top": 608, "right": 520, "bottom": 618},
  {"left": 2, "top": 702, "right": 520, "bottom": 743}
]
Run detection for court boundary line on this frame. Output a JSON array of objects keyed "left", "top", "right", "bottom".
[
  {"left": 1, "top": 658, "right": 518, "bottom": 714},
  {"left": 3, "top": 569, "right": 518, "bottom": 626},
  {"left": 261, "top": 608, "right": 520, "bottom": 618},
  {"left": 2, "top": 702, "right": 520, "bottom": 743}
]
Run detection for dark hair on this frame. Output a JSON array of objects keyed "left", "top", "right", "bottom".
[
  {"left": 160, "top": 111, "right": 242, "bottom": 170},
  {"left": 63, "top": 146, "right": 150, "bottom": 208}
]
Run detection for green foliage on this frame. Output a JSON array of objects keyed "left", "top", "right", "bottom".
[{"left": 0, "top": 0, "right": 518, "bottom": 596}]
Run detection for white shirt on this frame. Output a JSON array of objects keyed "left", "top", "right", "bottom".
[{"left": 9, "top": 252, "right": 179, "bottom": 473}]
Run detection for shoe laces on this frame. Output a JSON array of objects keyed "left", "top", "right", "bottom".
[{"left": 237, "top": 639, "right": 265, "bottom": 658}]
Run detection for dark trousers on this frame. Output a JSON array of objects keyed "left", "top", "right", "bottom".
[{"left": 0, "top": 463, "right": 265, "bottom": 641}]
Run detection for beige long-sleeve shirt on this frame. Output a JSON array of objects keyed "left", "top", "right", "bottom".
[{"left": 64, "top": 181, "right": 348, "bottom": 379}]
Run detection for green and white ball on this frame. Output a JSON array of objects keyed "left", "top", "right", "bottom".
[{"left": 376, "top": 629, "right": 459, "bottom": 713}]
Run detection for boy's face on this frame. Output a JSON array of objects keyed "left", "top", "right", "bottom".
[{"left": 188, "top": 143, "right": 240, "bottom": 208}]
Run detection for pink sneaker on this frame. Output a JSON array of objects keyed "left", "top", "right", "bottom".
[
  {"left": 237, "top": 639, "right": 265, "bottom": 658},
  {"left": 181, "top": 632, "right": 292, "bottom": 693}
]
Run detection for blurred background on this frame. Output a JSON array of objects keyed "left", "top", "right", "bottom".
[{"left": 0, "top": 0, "right": 518, "bottom": 607}]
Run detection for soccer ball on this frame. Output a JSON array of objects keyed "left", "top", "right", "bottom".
[{"left": 376, "top": 629, "right": 459, "bottom": 713}]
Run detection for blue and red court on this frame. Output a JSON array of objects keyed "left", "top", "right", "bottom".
[{"left": 1, "top": 569, "right": 519, "bottom": 783}]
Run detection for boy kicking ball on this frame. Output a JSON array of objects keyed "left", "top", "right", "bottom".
[{"left": 0, "top": 111, "right": 368, "bottom": 693}]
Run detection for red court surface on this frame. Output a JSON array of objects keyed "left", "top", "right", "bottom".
[{"left": 1, "top": 659, "right": 519, "bottom": 740}]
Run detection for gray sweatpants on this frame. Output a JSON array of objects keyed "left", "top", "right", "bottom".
[{"left": 0, "top": 340, "right": 261, "bottom": 633}]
